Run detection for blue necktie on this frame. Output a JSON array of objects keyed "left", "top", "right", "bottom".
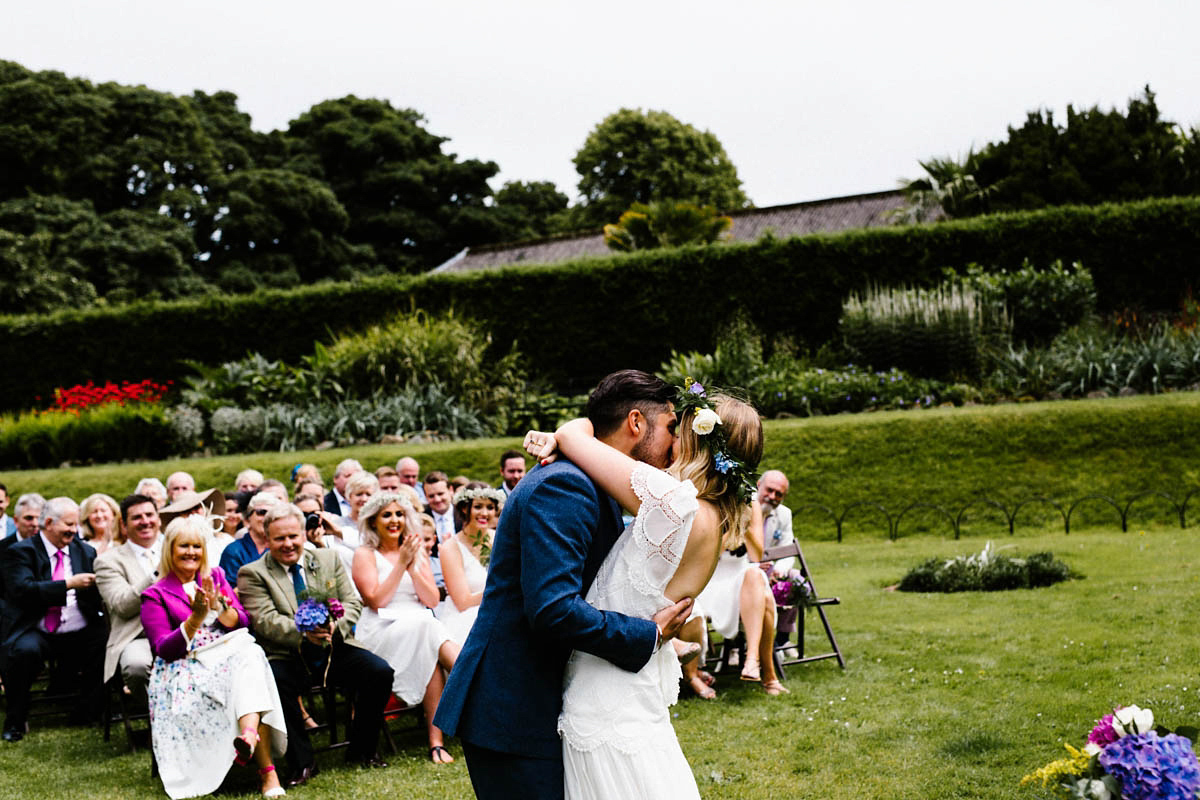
[{"left": 291, "top": 564, "right": 306, "bottom": 597}]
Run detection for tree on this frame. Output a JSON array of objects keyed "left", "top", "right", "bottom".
[
  {"left": 281, "top": 96, "right": 508, "bottom": 272},
  {"left": 572, "top": 108, "right": 749, "bottom": 227},
  {"left": 491, "top": 180, "right": 571, "bottom": 240},
  {"left": 603, "top": 201, "right": 732, "bottom": 252},
  {"left": 904, "top": 87, "right": 1196, "bottom": 219}
]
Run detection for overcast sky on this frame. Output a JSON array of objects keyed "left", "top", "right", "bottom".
[{"left": 6, "top": 1, "right": 1198, "bottom": 208}]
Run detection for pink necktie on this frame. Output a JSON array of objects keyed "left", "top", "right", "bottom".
[{"left": 44, "top": 550, "right": 65, "bottom": 633}]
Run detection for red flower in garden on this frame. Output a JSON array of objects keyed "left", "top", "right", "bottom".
[{"left": 47, "top": 379, "right": 170, "bottom": 413}]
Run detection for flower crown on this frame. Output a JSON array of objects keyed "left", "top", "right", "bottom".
[
  {"left": 453, "top": 486, "right": 506, "bottom": 507},
  {"left": 675, "top": 380, "right": 759, "bottom": 505}
]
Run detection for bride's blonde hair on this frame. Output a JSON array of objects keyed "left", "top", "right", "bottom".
[{"left": 667, "top": 393, "right": 763, "bottom": 550}]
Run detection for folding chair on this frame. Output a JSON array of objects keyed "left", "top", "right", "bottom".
[
  {"left": 758, "top": 543, "right": 845, "bottom": 673},
  {"left": 101, "top": 674, "right": 151, "bottom": 753}
]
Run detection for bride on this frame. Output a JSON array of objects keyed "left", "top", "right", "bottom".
[{"left": 524, "top": 384, "right": 763, "bottom": 799}]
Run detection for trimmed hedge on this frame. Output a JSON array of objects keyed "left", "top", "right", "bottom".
[{"left": 3, "top": 196, "right": 1198, "bottom": 409}]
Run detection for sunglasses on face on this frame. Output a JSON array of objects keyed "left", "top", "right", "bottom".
[{"left": 252, "top": 508, "right": 269, "bottom": 516}]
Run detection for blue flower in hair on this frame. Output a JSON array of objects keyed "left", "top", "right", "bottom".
[{"left": 714, "top": 452, "right": 735, "bottom": 474}]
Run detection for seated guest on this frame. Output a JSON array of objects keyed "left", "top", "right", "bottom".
[
  {"left": 422, "top": 471, "right": 455, "bottom": 541},
  {"left": 352, "top": 492, "right": 458, "bottom": 764},
  {"left": 165, "top": 471, "right": 196, "bottom": 502},
  {"left": 0, "top": 497, "right": 105, "bottom": 741},
  {"left": 141, "top": 516, "right": 286, "bottom": 799},
  {"left": 416, "top": 513, "right": 444, "bottom": 590},
  {"left": 293, "top": 495, "right": 342, "bottom": 553},
  {"left": 290, "top": 464, "right": 322, "bottom": 496},
  {"left": 295, "top": 482, "right": 324, "bottom": 503},
  {"left": 436, "top": 483, "right": 501, "bottom": 645},
  {"left": 324, "top": 459, "right": 363, "bottom": 517},
  {"left": 94, "top": 494, "right": 162, "bottom": 702},
  {"left": 239, "top": 504, "right": 393, "bottom": 784},
  {"left": 335, "top": 471, "right": 378, "bottom": 546},
  {"left": 0, "top": 482, "right": 15, "bottom": 539},
  {"left": 0, "top": 494, "right": 45, "bottom": 611},
  {"left": 395, "top": 457, "right": 426, "bottom": 504},
  {"left": 375, "top": 466, "right": 401, "bottom": 493},
  {"left": 80, "top": 493, "right": 121, "bottom": 557},
  {"left": 223, "top": 491, "right": 246, "bottom": 540},
  {"left": 696, "top": 502, "right": 788, "bottom": 695},
  {"left": 236, "top": 469, "right": 264, "bottom": 494},
  {"left": 135, "top": 477, "right": 168, "bottom": 509},
  {"left": 219, "top": 492, "right": 279, "bottom": 583},
  {"left": 496, "top": 449, "right": 527, "bottom": 499},
  {"left": 257, "top": 480, "right": 289, "bottom": 505}
]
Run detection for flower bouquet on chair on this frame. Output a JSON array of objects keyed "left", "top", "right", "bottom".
[
  {"left": 770, "top": 569, "right": 814, "bottom": 613},
  {"left": 1021, "top": 704, "right": 1200, "bottom": 800}
]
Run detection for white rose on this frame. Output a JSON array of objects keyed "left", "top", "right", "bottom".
[
  {"left": 1112, "top": 704, "right": 1154, "bottom": 737},
  {"left": 691, "top": 408, "right": 722, "bottom": 436},
  {"left": 1083, "top": 742, "right": 1101, "bottom": 756},
  {"left": 1077, "top": 779, "right": 1111, "bottom": 800}
]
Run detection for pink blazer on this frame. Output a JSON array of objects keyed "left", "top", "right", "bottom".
[{"left": 139, "top": 568, "right": 250, "bottom": 662}]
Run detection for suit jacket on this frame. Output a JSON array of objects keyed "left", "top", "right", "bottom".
[
  {"left": 433, "top": 457, "right": 657, "bottom": 759},
  {"left": 322, "top": 489, "right": 342, "bottom": 516},
  {"left": 95, "top": 541, "right": 157, "bottom": 681},
  {"left": 139, "top": 567, "right": 247, "bottom": 662},
  {"left": 0, "top": 534, "right": 102, "bottom": 652},
  {"left": 237, "top": 548, "right": 364, "bottom": 660}
]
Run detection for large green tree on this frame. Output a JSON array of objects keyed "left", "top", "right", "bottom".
[
  {"left": 281, "top": 96, "right": 509, "bottom": 272},
  {"left": 491, "top": 180, "right": 571, "bottom": 240},
  {"left": 572, "top": 108, "right": 750, "bottom": 227},
  {"left": 904, "top": 87, "right": 1199, "bottom": 219}
]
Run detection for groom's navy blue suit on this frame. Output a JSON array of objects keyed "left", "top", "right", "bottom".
[{"left": 435, "top": 457, "right": 657, "bottom": 798}]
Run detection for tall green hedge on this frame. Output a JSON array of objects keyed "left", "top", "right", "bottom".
[{"left": 3, "top": 196, "right": 1197, "bottom": 409}]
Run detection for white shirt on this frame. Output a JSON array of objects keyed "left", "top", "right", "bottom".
[
  {"left": 333, "top": 488, "right": 352, "bottom": 518},
  {"left": 39, "top": 533, "right": 85, "bottom": 634},
  {"left": 127, "top": 536, "right": 163, "bottom": 580},
  {"left": 763, "top": 503, "right": 795, "bottom": 574}
]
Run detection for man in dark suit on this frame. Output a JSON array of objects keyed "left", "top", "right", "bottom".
[
  {"left": 0, "top": 496, "right": 106, "bottom": 741},
  {"left": 238, "top": 502, "right": 393, "bottom": 787},
  {"left": 322, "top": 458, "right": 362, "bottom": 516},
  {"left": 434, "top": 370, "right": 693, "bottom": 799}
]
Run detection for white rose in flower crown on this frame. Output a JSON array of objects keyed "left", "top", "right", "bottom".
[
  {"left": 691, "top": 408, "right": 722, "bottom": 435},
  {"left": 1111, "top": 704, "right": 1154, "bottom": 737}
]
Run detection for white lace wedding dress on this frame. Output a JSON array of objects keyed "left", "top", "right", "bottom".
[{"left": 559, "top": 463, "right": 702, "bottom": 800}]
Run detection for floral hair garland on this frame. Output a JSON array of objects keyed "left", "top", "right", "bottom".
[
  {"left": 675, "top": 380, "right": 759, "bottom": 504},
  {"left": 453, "top": 486, "right": 506, "bottom": 507}
]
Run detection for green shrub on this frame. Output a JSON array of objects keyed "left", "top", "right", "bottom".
[
  {"left": 896, "top": 542, "right": 1073, "bottom": 592},
  {"left": 1, "top": 196, "right": 1197, "bottom": 409},
  {"left": 956, "top": 259, "right": 1097, "bottom": 345},
  {"left": 840, "top": 283, "right": 990, "bottom": 379},
  {"left": 0, "top": 404, "right": 173, "bottom": 468}
]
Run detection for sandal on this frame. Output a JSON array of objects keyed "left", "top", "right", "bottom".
[
  {"left": 740, "top": 656, "right": 761, "bottom": 682},
  {"left": 698, "top": 670, "right": 716, "bottom": 687},
  {"left": 430, "top": 745, "right": 454, "bottom": 764},
  {"left": 259, "top": 765, "right": 286, "bottom": 798},
  {"left": 300, "top": 712, "right": 319, "bottom": 730},
  {"left": 235, "top": 727, "right": 260, "bottom": 766},
  {"left": 762, "top": 679, "right": 790, "bottom": 696}
]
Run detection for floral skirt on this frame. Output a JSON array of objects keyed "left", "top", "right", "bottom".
[{"left": 148, "top": 629, "right": 287, "bottom": 800}]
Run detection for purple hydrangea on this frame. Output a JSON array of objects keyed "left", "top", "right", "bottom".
[
  {"left": 771, "top": 579, "right": 793, "bottom": 607},
  {"left": 688, "top": 381, "right": 706, "bottom": 397},
  {"left": 295, "top": 598, "right": 330, "bottom": 633},
  {"left": 1089, "top": 713, "right": 1120, "bottom": 747},
  {"left": 1098, "top": 732, "right": 1200, "bottom": 800}
]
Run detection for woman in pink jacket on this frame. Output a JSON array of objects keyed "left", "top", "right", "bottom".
[{"left": 141, "top": 515, "right": 287, "bottom": 799}]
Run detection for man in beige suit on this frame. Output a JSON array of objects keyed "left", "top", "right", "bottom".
[
  {"left": 94, "top": 494, "right": 162, "bottom": 700},
  {"left": 238, "top": 503, "right": 393, "bottom": 788}
]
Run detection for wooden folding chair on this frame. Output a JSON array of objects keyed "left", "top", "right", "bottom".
[{"left": 758, "top": 543, "right": 845, "bottom": 673}]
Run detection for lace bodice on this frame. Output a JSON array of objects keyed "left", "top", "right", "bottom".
[{"left": 559, "top": 463, "right": 699, "bottom": 754}]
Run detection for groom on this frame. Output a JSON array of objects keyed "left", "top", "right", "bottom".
[{"left": 435, "top": 369, "right": 694, "bottom": 799}]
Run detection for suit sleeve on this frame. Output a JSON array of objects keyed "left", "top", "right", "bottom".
[
  {"left": 520, "top": 468, "right": 656, "bottom": 673},
  {"left": 237, "top": 562, "right": 302, "bottom": 650},
  {"left": 5, "top": 543, "right": 67, "bottom": 610},
  {"left": 95, "top": 552, "right": 152, "bottom": 621},
  {"left": 140, "top": 586, "right": 188, "bottom": 661}
]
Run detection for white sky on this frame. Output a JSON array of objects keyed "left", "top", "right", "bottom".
[{"left": 6, "top": 0, "right": 1199, "bottom": 208}]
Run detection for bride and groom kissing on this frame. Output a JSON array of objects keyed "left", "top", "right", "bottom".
[{"left": 435, "top": 369, "right": 764, "bottom": 799}]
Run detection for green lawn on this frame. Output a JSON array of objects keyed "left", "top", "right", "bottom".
[{"left": 3, "top": 525, "right": 1197, "bottom": 799}]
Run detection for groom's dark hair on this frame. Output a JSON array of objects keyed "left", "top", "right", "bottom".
[{"left": 585, "top": 370, "right": 675, "bottom": 438}]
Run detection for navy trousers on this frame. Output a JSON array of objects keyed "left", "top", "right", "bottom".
[{"left": 462, "top": 740, "right": 563, "bottom": 800}]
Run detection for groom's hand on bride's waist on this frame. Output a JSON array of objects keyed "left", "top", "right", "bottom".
[{"left": 652, "top": 597, "right": 693, "bottom": 648}]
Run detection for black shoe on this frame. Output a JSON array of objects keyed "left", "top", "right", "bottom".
[
  {"left": 350, "top": 753, "right": 388, "bottom": 769},
  {"left": 2, "top": 728, "right": 23, "bottom": 743},
  {"left": 285, "top": 763, "right": 319, "bottom": 788}
]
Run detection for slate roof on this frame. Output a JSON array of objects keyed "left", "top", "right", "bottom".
[{"left": 431, "top": 189, "right": 921, "bottom": 274}]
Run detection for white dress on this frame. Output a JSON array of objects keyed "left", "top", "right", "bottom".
[
  {"left": 434, "top": 537, "right": 488, "bottom": 644},
  {"left": 149, "top": 613, "right": 286, "bottom": 799},
  {"left": 559, "top": 463, "right": 702, "bottom": 800},
  {"left": 355, "top": 551, "right": 452, "bottom": 705},
  {"left": 697, "top": 549, "right": 769, "bottom": 638}
]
